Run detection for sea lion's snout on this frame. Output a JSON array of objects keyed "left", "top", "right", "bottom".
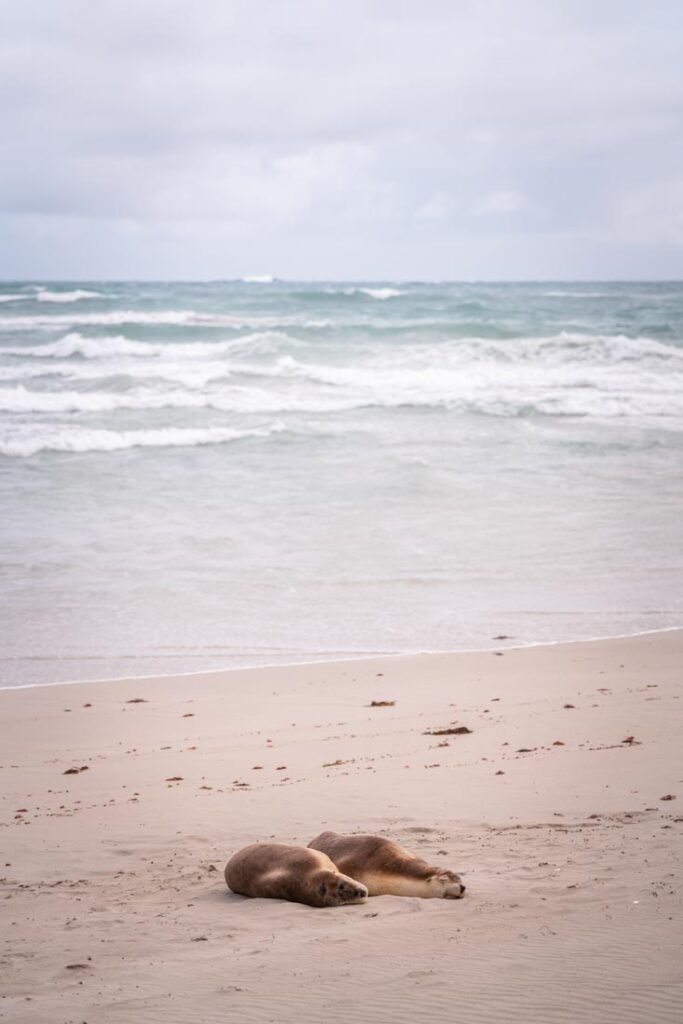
[
  {"left": 431, "top": 869, "right": 466, "bottom": 899},
  {"left": 337, "top": 878, "right": 368, "bottom": 903},
  {"left": 317, "top": 871, "right": 367, "bottom": 906}
]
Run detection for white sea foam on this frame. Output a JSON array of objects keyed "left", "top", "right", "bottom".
[
  {"left": 359, "top": 287, "right": 403, "bottom": 299},
  {"left": 0, "top": 330, "right": 297, "bottom": 360},
  {"left": 0, "top": 311, "right": 331, "bottom": 331},
  {"left": 35, "top": 288, "right": 102, "bottom": 303},
  {"left": 1, "top": 329, "right": 681, "bottom": 444},
  {"left": 2, "top": 354, "right": 681, "bottom": 419},
  {"left": 0, "top": 358, "right": 236, "bottom": 389},
  {"left": 0, "top": 310, "right": 239, "bottom": 330},
  {"left": 325, "top": 287, "right": 404, "bottom": 299},
  {"left": 5, "top": 329, "right": 676, "bottom": 367},
  {"left": 0, "top": 423, "right": 285, "bottom": 458},
  {"left": 241, "top": 275, "right": 275, "bottom": 284},
  {"left": 0, "top": 331, "right": 681, "bottom": 418},
  {"left": 0, "top": 384, "right": 364, "bottom": 415},
  {"left": 540, "top": 291, "right": 617, "bottom": 299},
  {"left": 0, "top": 358, "right": 232, "bottom": 387},
  {"left": 0, "top": 386, "right": 200, "bottom": 413},
  {"left": 0, "top": 294, "right": 25, "bottom": 303}
]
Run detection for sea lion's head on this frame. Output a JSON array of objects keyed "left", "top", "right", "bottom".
[
  {"left": 314, "top": 870, "right": 368, "bottom": 908},
  {"left": 427, "top": 869, "right": 466, "bottom": 899}
]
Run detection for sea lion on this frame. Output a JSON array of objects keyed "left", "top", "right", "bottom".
[
  {"left": 224, "top": 843, "right": 369, "bottom": 908},
  {"left": 308, "top": 831, "right": 466, "bottom": 899}
]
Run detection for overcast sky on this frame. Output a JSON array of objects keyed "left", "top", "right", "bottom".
[{"left": 2, "top": 0, "right": 682, "bottom": 280}]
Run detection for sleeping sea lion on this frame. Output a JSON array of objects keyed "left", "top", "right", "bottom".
[
  {"left": 308, "top": 831, "right": 466, "bottom": 899},
  {"left": 225, "top": 843, "right": 368, "bottom": 908}
]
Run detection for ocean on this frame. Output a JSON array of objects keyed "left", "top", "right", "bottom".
[{"left": 1, "top": 280, "right": 681, "bottom": 687}]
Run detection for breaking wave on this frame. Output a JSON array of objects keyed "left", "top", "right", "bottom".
[
  {"left": 0, "top": 423, "right": 285, "bottom": 458},
  {"left": 0, "top": 332, "right": 680, "bottom": 423},
  {"left": 2, "top": 330, "right": 679, "bottom": 365},
  {"left": 0, "top": 330, "right": 302, "bottom": 361},
  {"left": 323, "top": 287, "right": 404, "bottom": 300},
  {"left": 0, "top": 311, "right": 330, "bottom": 331},
  {"left": 35, "top": 288, "right": 102, "bottom": 303}
]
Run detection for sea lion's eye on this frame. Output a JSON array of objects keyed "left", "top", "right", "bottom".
[{"left": 318, "top": 881, "right": 327, "bottom": 896}]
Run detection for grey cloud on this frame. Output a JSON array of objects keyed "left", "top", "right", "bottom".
[{"left": 1, "top": 0, "right": 682, "bottom": 277}]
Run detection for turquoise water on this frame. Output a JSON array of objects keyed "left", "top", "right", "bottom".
[{"left": 1, "top": 280, "right": 681, "bottom": 686}]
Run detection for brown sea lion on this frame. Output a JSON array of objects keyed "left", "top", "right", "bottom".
[
  {"left": 224, "top": 843, "right": 368, "bottom": 908},
  {"left": 308, "top": 831, "right": 466, "bottom": 899}
]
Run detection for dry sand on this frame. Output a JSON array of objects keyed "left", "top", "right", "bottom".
[{"left": 1, "top": 630, "right": 682, "bottom": 1023}]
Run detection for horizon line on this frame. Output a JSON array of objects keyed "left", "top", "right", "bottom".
[{"left": 2, "top": 277, "right": 683, "bottom": 285}]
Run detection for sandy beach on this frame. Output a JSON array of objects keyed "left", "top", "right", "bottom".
[{"left": 1, "top": 630, "right": 682, "bottom": 1023}]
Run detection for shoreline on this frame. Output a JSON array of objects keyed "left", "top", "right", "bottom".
[
  {"left": 1, "top": 629, "right": 682, "bottom": 1022},
  {"left": 2, "top": 624, "right": 681, "bottom": 691}
]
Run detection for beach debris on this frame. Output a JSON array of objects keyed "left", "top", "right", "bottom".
[
  {"left": 63, "top": 766, "right": 89, "bottom": 775},
  {"left": 423, "top": 726, "right": 472, "bottom": 736},
  {"left": 492, "top": 652, "right": 504, "bottom": 656},
  {"left": 83, "top": 703, "right": 92, "bottom": 708},
  {"left": 192, "top": 936, "right": 208, "bottom": 941},
  {"left": 493, "top": 635, "right": 511, "bottom": 640},
  {"left": 322, "top": 758, "right": 352, "bottom": 767},
  {"left": 252, "top": 766, "right": 263, "bottom": 770},
  {"left": 65, "top": 963, "right": 90, "bottom": 970},
  {"left": 516, "top": 748, "right": 535, "bottom": 753},
  {"left": 182, "top": 713, "right": 194, "bottom": 718},
  {"left": 495, "top": 770, "right": 505, "bottom": 775},
  {"left": 126, "top": 698, "right": 147, "bottom": 704},
  {"left": 563, "top": 704, "right": 575, "bottom": 709},
  {"left": 436, "top": 740, "right": 450, "bottom": 748},
  {"left": 165, "top": 776, "right": 183, "bottom": 782},
  {"left": 621, "top": 736, "right": 640, "bottom": 745},
  {"left": 552, "top": 741, "right": 565, "bottom": 746},
  {"left": 369, "top": 700, "right": 395, "bottom": 707},
  {"left": 660, "top": 794, "right": 677, "bottom": 801},
  {"left": 275, "top": 765, "right": 287, "bottom": 770}
]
